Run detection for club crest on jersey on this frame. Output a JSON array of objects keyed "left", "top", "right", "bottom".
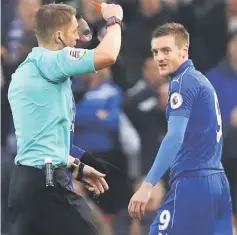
[
  {"left": 170, "top": 92, "right": 183, "bottom": 109},
  {"left": 68, "top": 49, "right": 86, "bottom": 60}
]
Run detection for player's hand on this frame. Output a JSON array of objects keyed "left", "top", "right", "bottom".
[
  {"left": 1, "top": 46, "right": 8, "bottom": 58},
  {"left": 128, "top": 182, "right": 153, "bottom": 220},
  {"left": 101, "top": 3, "right": 123, "bottom": 21},
  {"left": 73, "top": 164, "right": 109, "bottom": 195},
  {"left": 96, "top": 110, "right": 108, "bottom": 120}
]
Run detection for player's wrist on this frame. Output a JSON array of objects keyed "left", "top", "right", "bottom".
[
  {"left": 141, "top": 181, "right": 154, "bottom": 191},
  {"left": 81, "top": 151, "right": 94, "bottom": 165}
]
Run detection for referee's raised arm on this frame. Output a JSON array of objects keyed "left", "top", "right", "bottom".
[
  {"left": 94, "top": 3, "right": 123, "bottom": 70},
  {"left": 33, "top": 3, "right": 123, "bottom": 83}
]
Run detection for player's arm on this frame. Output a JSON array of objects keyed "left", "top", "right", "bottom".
[
  {"left": 128, "top": 76, "right": 199, "bottom": 219},
  {"left": 144, "top": 116, "right": 188, "bottom": 185},
  {"left": 144, "top": 77, "right": 199, "bottom": 186},
  {"left": 68, "top": 148, "right": 122, "bottom": 176},
  {"left": 95, "top": 88, "right": 122, "bottom": 130},
  {"left": 75, "top": 88, "right": 122, "bottom": 129},
  {"left": 69, "top": 128, "right": 121, "bottom": 174},
  {"left": 75, "top": 108, "right": 99, "bottom": 128}
]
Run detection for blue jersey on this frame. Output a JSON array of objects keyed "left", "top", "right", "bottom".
[{"left": 166, "top": 60, "right": 224, "bottom": 181}]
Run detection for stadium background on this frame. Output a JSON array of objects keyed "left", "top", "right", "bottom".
[{"left": 1, "top": 0, "right": 237, "bottom": 234}]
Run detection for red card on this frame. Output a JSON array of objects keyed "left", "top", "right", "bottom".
[{"left": 92, "top": 1, "right": 102, "bottom": 12}]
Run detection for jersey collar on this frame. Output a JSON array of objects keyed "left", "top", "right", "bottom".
[{"left": 171, "top": 59, "right": 194, "bottom": 78}]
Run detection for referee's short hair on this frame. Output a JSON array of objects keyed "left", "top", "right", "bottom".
[
  {"left": 152, "top": 23, "right": 189, "bottom": 48},
  {"left": 33, "top": 3, "right": 76, "bottom": 43}
]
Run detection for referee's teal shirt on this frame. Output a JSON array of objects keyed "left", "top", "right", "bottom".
[{"left": 8, "top": 47, "right": 95, "bottom": 168}]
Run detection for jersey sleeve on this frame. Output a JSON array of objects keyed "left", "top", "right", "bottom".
[
  {"left": 144, "top": 115, "right": 188, "bottom": 185},
  {"left": 168, "top": 74, "right": 200, "bottom": 118},
  {"left": 37, "top": 47, "right": 96, "bottom": 83}
]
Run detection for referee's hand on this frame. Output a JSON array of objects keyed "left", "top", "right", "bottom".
[
  {"left": 101, "top": 3, "right": 123, "bottom": 21},
  {"left": 73, "top": 164, "right": 109, "bottom": 195}
]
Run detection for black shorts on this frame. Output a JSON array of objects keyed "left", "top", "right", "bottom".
[
  {"left": 8, "top": 165, "right": 99, "bottom": 235},
  {"left": 1, "top": 153, "right": 14, "bottom": 234}
]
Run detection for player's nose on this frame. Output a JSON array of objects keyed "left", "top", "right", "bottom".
[
  {"left": 155, "top": 54, "right": 165, "bottom": 62},
  {"left": 158, "top": 58, "right": 165, "bottom": 64}
]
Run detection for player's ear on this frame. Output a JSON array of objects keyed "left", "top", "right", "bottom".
[{"left": 182, "top": 44, "right": 189, "bottom": 58}]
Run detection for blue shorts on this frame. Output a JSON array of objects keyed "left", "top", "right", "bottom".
[{"left": 149, "top": 173, "right": 233, "bottom": 235}]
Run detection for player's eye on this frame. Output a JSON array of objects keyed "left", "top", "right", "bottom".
[
  {"left": 152, "top": 50, "right": 158, "bottom": 56},
  {"left": 83, "top": 29, "right": 91, "bottom": 36}
]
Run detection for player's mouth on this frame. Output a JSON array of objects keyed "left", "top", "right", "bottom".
[{"left": 159, "top": 64, "right": 168, "bottom": 70}]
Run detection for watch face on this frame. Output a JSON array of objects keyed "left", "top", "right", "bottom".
[
  {"left": 107, "top": 17, "right": 121, "bottom": 28},
  {"left": 108, "top": 17, "right": 115, "bottom": 24}
]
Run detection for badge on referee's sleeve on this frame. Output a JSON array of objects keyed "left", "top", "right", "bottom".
[
  {"left": 68, "top": 48, "right": 86, "bottom": 60},
  {"left": 170, "top": 92, "right": 183, "bottom": 109}
]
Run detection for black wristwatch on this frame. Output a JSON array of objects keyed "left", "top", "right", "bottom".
[
  {"left": 106, "top": 16, "right": 123, "bottom": 29},
  {"left": 71, "top": 158, "right": 80, "bottom": 171},
  {"left": 76, "top": 162, "right": 85, "bottom": 181}
]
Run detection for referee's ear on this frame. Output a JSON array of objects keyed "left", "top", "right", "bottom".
[{"left": 55, "top": 31, "right": 63, "bottom": 44}]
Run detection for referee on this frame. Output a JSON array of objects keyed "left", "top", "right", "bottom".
[{"left": 8, "top": 3, "right": 123, "bottom": 235}]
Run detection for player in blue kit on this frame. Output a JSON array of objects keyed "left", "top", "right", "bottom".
[{"left": 128, "top": 23, "right": 233, "bottom": 235}]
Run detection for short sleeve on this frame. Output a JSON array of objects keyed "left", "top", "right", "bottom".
[{"left": 37, "top": 47, "right": 96, "bottom": 83}]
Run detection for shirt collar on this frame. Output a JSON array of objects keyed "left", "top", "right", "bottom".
[
  {"left": 171, "top": 59, "right": 194, "bottom": 78},
  {"left": 32, "top": 47, "right": 47, "bottom": 52}
]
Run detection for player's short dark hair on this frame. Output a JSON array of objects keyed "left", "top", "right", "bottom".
[
  {"left": 34, "top": 3, "right": 76, "bottom": 43},
  {"left": 152, "top": 23, "right": 189, "bottom": 47}
]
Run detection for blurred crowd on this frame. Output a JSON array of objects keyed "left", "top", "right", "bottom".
[{"left": 1, "top": 0, "right": 237, "bottom": 234}]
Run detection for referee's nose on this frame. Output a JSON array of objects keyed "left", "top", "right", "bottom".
[{"left": 76, "top": 33, "right": 80, "bottom": 41}]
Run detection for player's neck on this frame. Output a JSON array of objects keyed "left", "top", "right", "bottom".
[
  {"left": 170, "top": 58, "right": 190, "bottom": 79},
  {"left": 181, "top": 57, "right": 189, "bottom": 65},
  {"left": 176, "top": 58, "right": 189, "bottom": 71},
  {"left": 90, "top": 78, "right": 102, "bottom": 88}
]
